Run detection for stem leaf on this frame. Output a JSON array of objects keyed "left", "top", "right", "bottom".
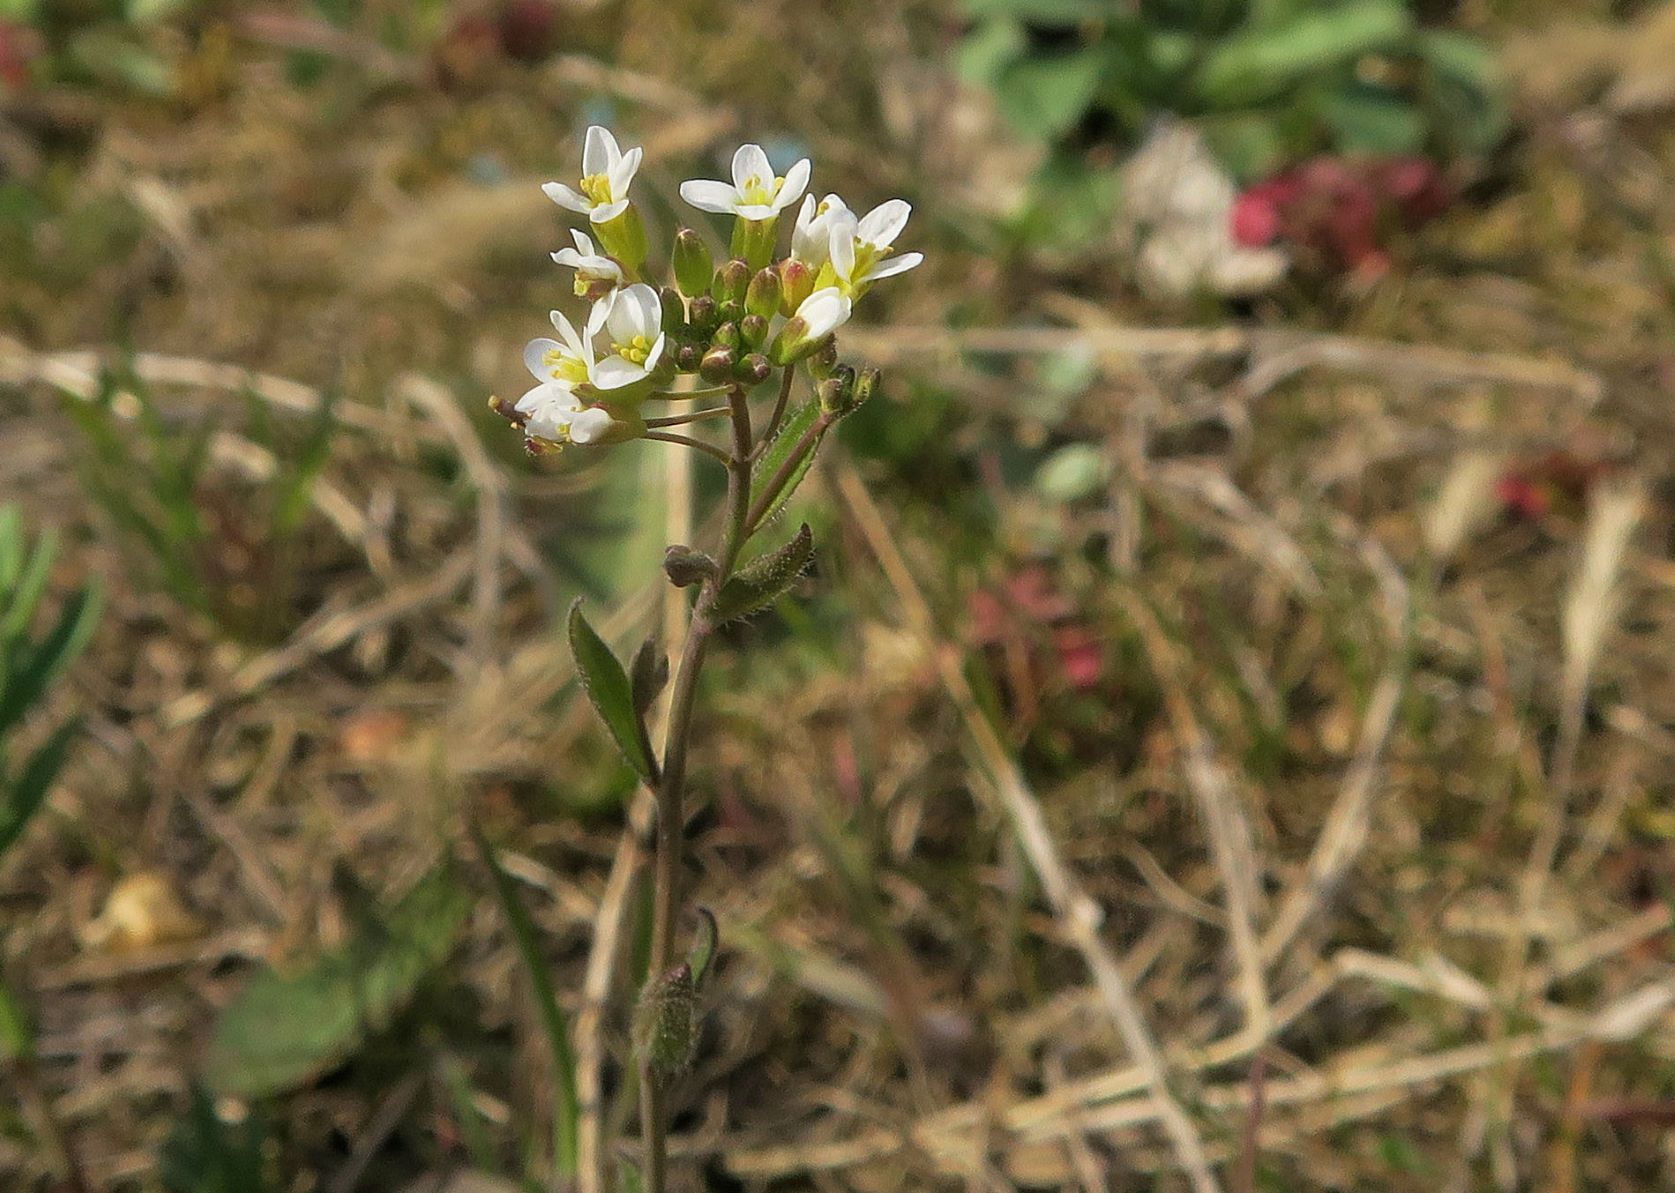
[
  {"left": 749, "top": 400, "right": 825, "bottom": 528},
  {"left": 568, "top": 600, "right": 657, "bottom": 782},
  {"left": 713, "top": 523, "right": 814, "bottom": 623}
]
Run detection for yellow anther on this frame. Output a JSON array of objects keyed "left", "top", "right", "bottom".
[{"left": 578, "top": 173, "right": 613, "bottom": 205}]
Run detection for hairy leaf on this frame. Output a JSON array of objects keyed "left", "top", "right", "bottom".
[
  {"left": 749, "top": 401, "right": 825, "bottom": 529},
  {"left": 714, "top": 524, "right": 814, "bottom": 623},
  {"left": 568, "top": 601, "right": 656, "bottom": 782}
]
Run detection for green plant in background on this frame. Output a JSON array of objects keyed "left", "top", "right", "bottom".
[
  {"left": 63, "top": 364, "right": 336, "bottom": 643},
  {"left": 0, "top": 505, "right": 99, "bottom": 1192},
  {"left": 0, "top": 0, "right": 204, "bottom": 97},
  {"left": 0, "top": 504, "right": 99, "bottom": 864},
  {"left": 482, "top": 127, "right": 919, "bottom": 1192},
  {"left": 959, "top": 0, "right": 1506, "bottom": 189}
]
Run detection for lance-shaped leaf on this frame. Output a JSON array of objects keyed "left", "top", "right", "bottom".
[
  {"left": 0, "top": 718, "right": 79, "bottom": 859},
  {"left": 629, "top": 636, "right": 669, "bottom": 717},
  {"left": 568, "top": 601, "right": 656, "bottom": 782},
  {"left": 750, "top": 401, "right": 827, "bottom": 529},
  {"left": 713, "top": 524, "right": 814, "bottom": 623}
]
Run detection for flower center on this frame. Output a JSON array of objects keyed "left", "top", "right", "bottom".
[
  {"left": 542, "top": 348, "right": 590, "bottom": 384},
  {"left": 740, "top": 173, "right": 784, "bottom": 207},
  {"left": 578, "top": 173, "right": 614, "bottom": 206},
  {"left": 613, "top": 335, "right": 654, "bottom": 366}
]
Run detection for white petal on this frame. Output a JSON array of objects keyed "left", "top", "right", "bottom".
[
  {"left": 589, "top": 198, "right": 630, "bottom": 225},
  {"left": 584, "top": 297, "right": 612, "bottom": 344},
  {"left": 516, "top": 381, "right": 577, "bottom": 416},
  {"left": 644, "top": 333, "right": 667, "bottom": 373},
  {"left": 542, "top": 182, "right": 592, "bottom": 214},
  {"left": 857, "top": 199, "right": 911, "bottom": 248},
  {"left": 773, "top": 158, "right": 811, "bottom": 212},
  {"left": 609, "top": 145, "right": 642, "bottom": 197},
  {"left": 524, "top": 337, "right": 563, "bottom": 381},
  {"left": 794, "top": 194, "right": 817, "bottom": 233},
  {"left": 731, "top": 143, "right": 773, "bottom": 192},
  {"left": 733, "top": 203, "right": 780, "bottom": 222},
  {"left": 860, "top": 251, "right": 923, "bottom": 282},
  {"left": 550, "top": 311, "right": 587, "bottom": 358},
  {"left": 568, "top": 407, "right": 617, "bottom": 444},
  {"left": 590, "top": 355, "right": 649, "bottom": 390},
  {"left": 828, "top": 218, "right": 857, "bottom": 282},
  {"left": 572, "top": 228, "right": 597, "bottom": 254},
  {"left": 551, "top": 248, "right": 583, "bottom": 267},
  {"left": 624, "top": 284, "right": 662, "bottom": 335},
  {"left": 796, "top": 288, "right": 851, "bottom": 339},
  {"left": 583, "top": 125, "right": 616, "bottom": 177},
  {"left": 679, "top": 180, "right": 740, "bottom": 214}
]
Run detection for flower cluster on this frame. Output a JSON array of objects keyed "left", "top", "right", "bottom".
[{"left": 493, "top": 127, "right": 921, "bottom": 452}]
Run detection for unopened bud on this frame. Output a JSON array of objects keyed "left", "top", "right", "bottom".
[
  {"left": 778, "top": 259, "right": 814, "bottom": 315},
  {"left": 712, "top": 258, "right": 750, "bottom": 305},
  {"left": 712, "top": 321, "right": 740, "bottom": 350},
  {"left": 663, "top": 546, "right": 718, "bottom": 588},
  {"left": 818, "top": 364, "right": 858, "bottom": 415},
  {"left": 672, "top": 228, "right": 713, "bottom": 297},
  {"left": 853, "top": 367, "right": 880, "bottom": 408},
  {"left": 687, "top": 295, "right": 717, "bottom": 330},
  {"left": 806, "top": 336, "right": 839, "bottom": 381},
  {"left": 739, "top": 313, "right": 769, "bottom": 351},
  {"left": 698, "top": 346, "right": 735, "bottom": 384},
  {"left": 745, "top": 268, "right": 781, "bottom": 320},
  {"left": 736, "top": 352, "right": 772, "bottom": 386},
  {"left": 676, "top": 342, "right": 702, "bottom": 371},
  {"left": 488, "top": 394, "right": 525, "bottom": 426},
  {"left": 659, "top": 286, "right": 686, "bottom": 334},
  {"left": 633, "top": 963, "right": 696, "bottom": 1076}
]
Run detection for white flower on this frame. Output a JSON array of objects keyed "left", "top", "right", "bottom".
[
  {"left": 523, "top": 308, "right": 601, "bottom": 389},
  {"left": 793, "top": 287, "right": 851, "bottom": 340},
  {"left": 514, "top": 382, "right": 617, "bottom": 445},
  {"left": 790, "top": 193, "right": 851, "bottom": 268},
  {"left": 542, "top": 125, "right": 644, "bottom": 225},
  {"left": 552, "top": 229, "right": 626, "bottom": 298},
  {"left": 589, "top": 283, "right": 667, "bottom": 392},
  {"left": 825, "top": 199, "right": 924, "bottom": 293},
  {"left": 680, "top": 143, "right": 811, "bottom": 221}
]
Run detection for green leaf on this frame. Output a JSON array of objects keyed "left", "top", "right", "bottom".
[
  {"left": 1323, "top": 81, "right": 1427, "bottom": 155},
  {"left": 714, "top": 524, "right": 814, "bottom": 623},
  {"left": 567, "top": 602, "right": 656, "bottom": 783},
  {"left": 475, "top": 827, "right": 579, "bottom": 1177},
  {"left": 0, "top": 582, "right": 101, "bottom": 739},
  {"left": 955, "top": 18, "right": 1026, "bottom": 86},
  {"left": 0, "top": 978, "right": 31, "bottom": 1063},
  {"left": 0, "top": 508, "right": 21, "bottom": 597},
  {"left": 629, "top": 637, "right": 668, "bottom": 718},
  {"left": 0, "top": 718, "right": 78, "bottom": 859},
  {"left": 0, "top": 527, "right": 58, "bottom": 644},
  {"left": 1415, "top": 30, "right": 1508, "bottom": 155},
  {"left": 994, "top": 46, "right": 1105, "bottom": 139},
  {"left": 1192, "top": 2, "right": 1413, "bottom": 109},
  {"left": 749, "top": 401, "right": 825, "bottom": 529},
  {"left": 161, "top": 1087, "right": 273, "bottom": 1193},
  {"left": 204, "top": 866, "right": 471, "bottom": 1098}
]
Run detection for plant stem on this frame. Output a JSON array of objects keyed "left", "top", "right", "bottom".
[
  {"left": 638, "top": 385, "right": 756, "bottom": 1193},
  {"left": 643, "top": 431, "right": 730, "bottom": 465},
  {"left": 760, "top": 364, "right": 796, "bottom": 447},
  {"left": 645, "top": 407, "right": 731, "bottom": 428},
  {"left": 745, "top": 411, "right": 833, "bottom": 533}
]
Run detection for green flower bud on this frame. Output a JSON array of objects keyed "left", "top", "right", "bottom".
[
  {"left": 663, "top": 545, "right": 718, "bottom": 588},
  {"left": 633, "top": 963, "right": 696, "bottom": 1077},
  {"left": 698, "top": 345, "right": 735, "bottom": 383},
  {"left": 712, "top": 258, "right": 750, "bottom": 305},
  {"left": 852, "top": 366, "right": 880, "bottom": 408},
  {"left": 739, "top": 313, "right": 769, "bottom": 351},
  {"left": 659, "top": 286, "right": 687, "bottom": 335},
  {"left": 687, "top": 295, "right": 717, "bottom": 330},
  {"left": 676, "top": 342, "right": 702, "bottom": 371},
  {"left": 713, "top": 321, "right": 740, "bottom": 350},
  {"left": 745, "top": 268, "right": 781, "bottom": 320},
  {"left": 672, "top": 228, "right": 713, "bottom": 297},
  {"left": 778, "top": 259, "right": 814, "bottom": 315},
  {"left": 736, "top": 352, "right": 772, "bottom": 385}
]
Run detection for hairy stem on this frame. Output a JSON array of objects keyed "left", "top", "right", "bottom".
[
  {"left": 760, "top": 364, "right": 796, "bottom": 448},
  {"left": 638, "top": 385, "right": 755, "bottom": 1193}
]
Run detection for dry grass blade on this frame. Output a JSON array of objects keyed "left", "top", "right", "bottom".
[{"left": 834, "top": 461, "right": 1224, "bottom": 1193}]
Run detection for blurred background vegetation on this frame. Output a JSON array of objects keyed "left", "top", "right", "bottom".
[{"left": 4, "top": 0, "right": 1675, "bottom": 1189}]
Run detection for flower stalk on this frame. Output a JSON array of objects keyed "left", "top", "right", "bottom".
[{"left": 496, "top": 126, "right": 920, "bottom": 1193}]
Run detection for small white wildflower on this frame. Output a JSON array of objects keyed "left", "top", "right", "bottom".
[
  {"left": 790, "top": 193, "right": 851, "bottom": 268},
  {"left": 825, "top": 199, "right": 923, "bottom": 294},
  {"left": 543, "top": 125, "right": 644, "bottom": 225},
  {"left": 769, "top": 286, "right": 851, "bottom": 364},
  {"left": 552, "top": 229, "right": 626, "bottom": 299},
  {"left": 589, "top": 283, "right": 667, "bottom": 392},
  {"left": 680, "top": 143, "right": 811, "bottom": 221},
  {"left": 523, "top": 308, "right": 601, "bottom": 388},
  {"left": 514, "top": 382, "right": 618, "bottom": 445}
]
